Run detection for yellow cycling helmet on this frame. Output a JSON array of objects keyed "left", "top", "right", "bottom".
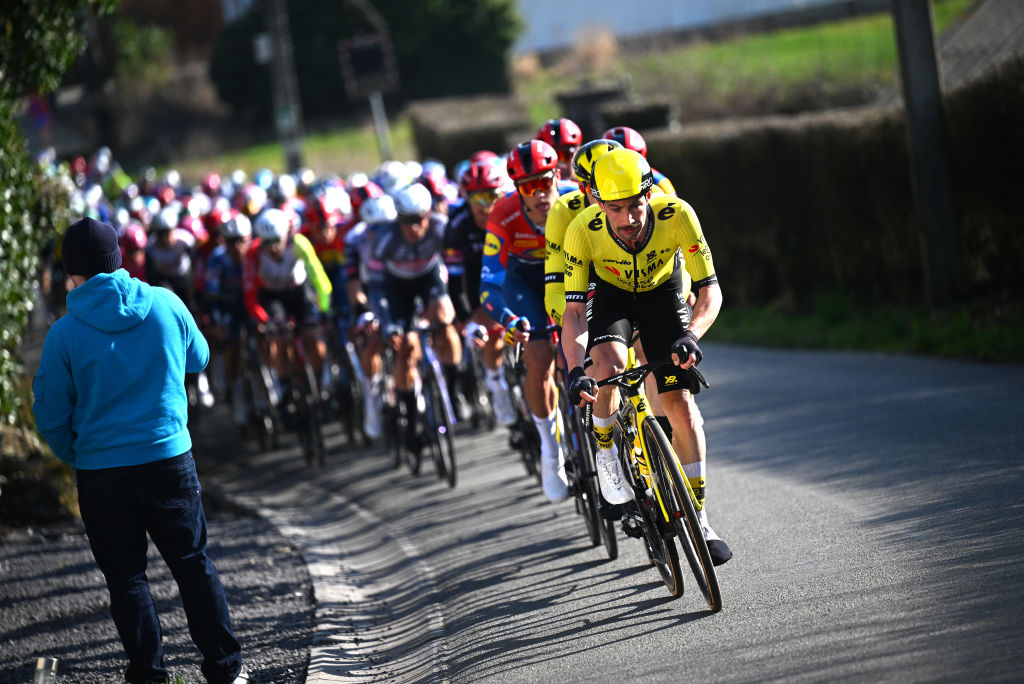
[
  {"left": 571, "top": 139, "right": 623, "bottom": 186},
  {"left": 590, "top": 148, "right": 654, "bottom": 202}
]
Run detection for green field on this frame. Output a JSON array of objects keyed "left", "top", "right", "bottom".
[{"left": 173, "top": 0, "right": 974, "bottom": 178}]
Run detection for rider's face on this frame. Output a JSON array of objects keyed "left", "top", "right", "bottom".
[
  {"left": 599, "top": 192, "right": 650, "bottom": 244},
  {"left": 399, "top": 213, "right": 430, "bottom": 241},
  {"left": 516, "top": 172, "right": 558, "bottom": 223}
]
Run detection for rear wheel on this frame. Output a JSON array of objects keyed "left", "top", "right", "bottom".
[
  {"left": 642, "top": 417, "right": 721, "bottom": 612},
  {"left": 247, "top": 339, "right": 281, "bottom": 451},
  {"left": 298, "top": 360, "right": 326, "bottom": 467}
]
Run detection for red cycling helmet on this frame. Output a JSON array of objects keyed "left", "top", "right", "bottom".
[
  {"left": 304, "top": 193, "right": 341, "bottom": 228},
  {"left": 506, "top": 140, "right": 558, "bottom": 181},
  {"left": 201, "top": 172, "right": 221, "bottom": 196},
  {"left": 469, "top": 149, "right": 498, "bottom": 164},
  {"left": 460, "top": 157, "right": 504, "bottom": 192},
  {"left": 120, "top": 222, "right": 148, "bottom": 250},
  {"left": 602, "top": 126, "right": 648, "bottom": 158},
  {"left": 348, "top": 180, "right": 383, "bottom": 217},
  {"left": 536, "top": 118, "right": 583, "bottom": 150}
]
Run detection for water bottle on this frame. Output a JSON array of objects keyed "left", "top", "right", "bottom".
[{"left": 33, "top": 657, "right": 57, "bottom": 684}]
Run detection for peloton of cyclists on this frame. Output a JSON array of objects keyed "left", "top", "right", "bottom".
[{"left": 480, "top": 139, "right": 577, "bottom": 502}]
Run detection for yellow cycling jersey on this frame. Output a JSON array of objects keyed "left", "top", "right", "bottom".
[
  {"left": 544, "top": 189, "right": 592, "bottom": 325},
  {"left": 563, "top": 194, "right": 715, "bottom": 301}
]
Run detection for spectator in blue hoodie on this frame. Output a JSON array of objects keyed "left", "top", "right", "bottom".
[{"left": 32, "top": 217, "right": 247, "bottom": 684}]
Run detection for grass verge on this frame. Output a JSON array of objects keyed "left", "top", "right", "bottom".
[{"left": 711, "top": 292, "right": 1023, "bottom": 364}]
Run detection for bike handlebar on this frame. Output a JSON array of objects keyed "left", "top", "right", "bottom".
[{"left": 582, "top": 358, "right": 710, "bottom": 431}]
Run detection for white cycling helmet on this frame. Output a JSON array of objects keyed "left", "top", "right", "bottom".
[
  {"left": 221, "top": 212, "right": 252, "bottom": 240},
  {"left": 394, "top": 183, "right": 433, "bottom": 218},
  {"left": 149, "top": 205, "right": 180, "bottom": 233},
  {"left": 359, "top": 195, "right": 397, "bottom": 224},
  {"left": 253, "top": 207, "right": 292, "bottom": 243},
  {"left": 375, "top": 159, "right": 412, "bottom": 196}
]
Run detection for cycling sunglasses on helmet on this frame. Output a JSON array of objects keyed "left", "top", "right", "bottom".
[
  {"left": 467, "top": 190, "right": 501, "bottom": 206},
  {"left": 515, "top": 172, "right": 556, "bottom": 197}
]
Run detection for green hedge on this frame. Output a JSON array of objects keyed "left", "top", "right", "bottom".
[{"left": 645, "top": 54, "right": 1024, "bottom": 312}]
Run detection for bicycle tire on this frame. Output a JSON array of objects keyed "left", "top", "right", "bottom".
[
  {"left": 642, "top": 416, "right": 722, "bottom": 612},
  {"left": 247, "top": 337, "right": 281, "bottom": 450},
  {"left": 424, "top": 370, "right": 457, "bottom": 488},
  {"left": 562, "top": 397, "right": 601, "bottom": 548},
  {"left": 299, "top": 360, "right": 325, "bottom": 466}
]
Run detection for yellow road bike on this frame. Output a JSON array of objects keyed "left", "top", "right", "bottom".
[{"left": 586, "top": 356, "right": 722, "bottom": 611}]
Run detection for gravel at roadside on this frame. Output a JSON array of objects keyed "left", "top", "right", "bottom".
[{"left": 0, "top": 474, "right": 315, "bottom": 683}]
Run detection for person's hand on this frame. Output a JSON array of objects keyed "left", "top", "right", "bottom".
[
  {"left": 671, "top": 330, "right": 702, "bottom": 369},
  {"left": 465, "top": 322, "right": 488, "bottom": 348},
  {"left": 503, "top": 316, "right": 531, "bottom": 345},
  {"left": 568, "top": 366, "right": 598, "bottom": 407}
]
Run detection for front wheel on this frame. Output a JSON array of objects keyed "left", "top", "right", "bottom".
[
  {"left": 562, "top": 400, "right": 601, "bottom": 548},
  {"left": 424, "top": 371, "right": 457, "bottom": 488},
  {"left": 642, "top": 416, "right": 721, "bottom": 612}
]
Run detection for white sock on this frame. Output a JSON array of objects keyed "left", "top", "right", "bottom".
[
  {"left": 683, "top": 461, "right": 707, "bottom": 524},
  {"left": 531, "top": 408, "right": 560, "bottom": 465},
  {"left": 592, "top": 413, "right": 616, "bottom": 463},
  {"left": 485, "top": 365, "right": 505, "bottom": 387}
]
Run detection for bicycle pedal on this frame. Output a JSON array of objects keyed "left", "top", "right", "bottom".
[{"left": 621, "top": 517, "right": 644, "bottom": 539}]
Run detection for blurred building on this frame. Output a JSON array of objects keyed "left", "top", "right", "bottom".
[{"left": 513, "top": 0, "right": 889, "bottom": 54}]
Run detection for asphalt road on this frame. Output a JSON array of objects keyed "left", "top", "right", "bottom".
[
  {"left": 5, "top": 342, "right": 1022, "bottom": 682},
  {"left": 210, "top": 342, "right": 1024, "bottom": 682}
]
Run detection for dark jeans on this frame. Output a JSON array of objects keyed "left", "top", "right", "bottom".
[{"left": 77, "top": 452, "right": 243, "bottom": 684}]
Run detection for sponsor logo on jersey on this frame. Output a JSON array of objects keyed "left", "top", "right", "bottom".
[
  {"left": 656, "top": 204, "right": 676, "bottom": 221},
  {"left": 687, "top": 244, "right": 699, "bottom": 254},
  {"left": 604, "top": 264, "right": 621, "bottom": 276},
  {"left": 483, "top": 233, "right": 501, "bottom": 256},
  {"left": 664, "top": 375, "right": 678, "bottom": 386}
]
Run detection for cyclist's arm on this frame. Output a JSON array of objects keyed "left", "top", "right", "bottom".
[
  {"left": 544, "top": 198, "right": 573, "bottom": 327},
  {"left": 443, "top": 241, "right": 472, "bottom": 322},
  {"left": 688, "top": 280, "right": 722, "bottom": 340},
  {"left": 478, "top": 228, "right": 517, "bottom": 326},
  {"left": 293, "top": 232, "right": 333, "bottom": 313},
  {"left": 561, "top": 216, "right": 593, "bottom": 370}
]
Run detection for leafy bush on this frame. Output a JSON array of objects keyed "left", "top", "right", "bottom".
[{"left": 0, "top": 0, "right": 116, "bottom": 426}]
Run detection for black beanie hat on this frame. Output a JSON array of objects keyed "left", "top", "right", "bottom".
[{"left": 62, "top": 217, "right": 122, "bottom": 278}]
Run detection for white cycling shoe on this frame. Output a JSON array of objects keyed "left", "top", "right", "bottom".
[
  {"left": 363, "top": 391, "right": 383, "bottom": 439},
  {"left": 491, "top": 388, "right": 517, "bottom": 427},
  {"left": 541, "top": 448, "right": 569, "bottom": 502},
  {"left": 596, "top": 451, "right": 634, "bottom": 504}
]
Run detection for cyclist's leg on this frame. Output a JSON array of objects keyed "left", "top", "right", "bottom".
[
  {"left": 586, "top": 279, "right": 636, "bottom": 505},
  {"left": 633, "top": 337, "right": 670, "bottom": 435},
  {"left": 635, "top": 276, "right": 730, "bottom": 564},
  {"left": 474, "top": 308, "right": 515, "bottom": 425}
]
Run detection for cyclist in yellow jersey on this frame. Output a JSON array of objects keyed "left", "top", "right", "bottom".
[
  {"left": 561, "top": 148, "right": 731, "bottom": 565},
  {"left": 544, "top": 138, "right": 622, "bottom": 326}
]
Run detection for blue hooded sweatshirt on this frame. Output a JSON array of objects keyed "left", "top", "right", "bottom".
[{"left": 33, "top": 269, "right": 209, "bottom": 470}]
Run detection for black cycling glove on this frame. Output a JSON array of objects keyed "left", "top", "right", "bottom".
[
  {"left": 671, "top": 330, "right": 703, "bottom": 366},
  {"left": 568, "top": 366, "right": 597, "bottom": 406}
]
